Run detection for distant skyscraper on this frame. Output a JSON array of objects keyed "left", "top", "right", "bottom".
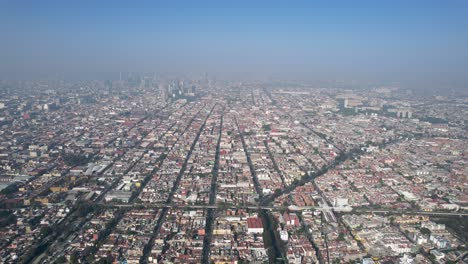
[
  {"left": 158, "top": 84, "right": 167, "bottom": 102},
  {"left": 339, "top": 98, "right": 348, "bottom": 109}
]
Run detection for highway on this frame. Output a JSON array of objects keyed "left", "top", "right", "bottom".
[
  {"left": 100, "top": 203, "right": 468, "bottom": 217},
  {"left": 353, "top": 209, "right": 468, "bottom": 217}
]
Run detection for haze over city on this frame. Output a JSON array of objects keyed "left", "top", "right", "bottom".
[
  {"left": 0, "top": 1, "right": 467, "bottom": 264},
  {"left": 1, "top": 0, "right": 468, "bottom": 89}
]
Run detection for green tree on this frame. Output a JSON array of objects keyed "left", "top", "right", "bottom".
[
  {"left": 274, "top": 188, "right": 282, "bottom": 196},
  {"left": 420, "top": 227, "right": 431, "bottom": 236},
  {"left": 338, "top": 233, "right": 345, "bottom": 241},
  {"left": 40, "top": 226, "right": 53, "bottom": 237}
]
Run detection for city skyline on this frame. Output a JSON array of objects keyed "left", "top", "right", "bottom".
[
  {"left": 1, "top": 0, "right": 468, "bottom": 89},
  {"left": 0, "top": 78, "right": 466, "bottom": 263},
  {"left": 0, "top": 1, "right": 467, "bottom": 263}
]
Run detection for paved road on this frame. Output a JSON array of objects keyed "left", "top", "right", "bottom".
[
  {"left": 102, "top": 203, "right": 468, "bottom": 217},
  {"left": 353, "top": 209, "right": 468, "bottom": 217},
  {"left": 140, "top": 104, "right": 216, "bottom": 264}
]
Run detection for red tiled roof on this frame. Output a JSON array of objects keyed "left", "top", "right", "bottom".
[{"left": 247, "top": 217, "right": 263, "bottom": 229}]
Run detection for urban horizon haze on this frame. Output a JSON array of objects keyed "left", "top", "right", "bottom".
[
  {"left": 0, "top": 1, "right": 467, "bottom": 264},
  {"left": 1, "top": 0, "right": 468, "bottom": 89}
]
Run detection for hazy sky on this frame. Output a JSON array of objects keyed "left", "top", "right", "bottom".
[{"left": 1, "top": 0, "right": 467, "bottom": 88}]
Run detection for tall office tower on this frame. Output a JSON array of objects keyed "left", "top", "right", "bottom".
[
  {"left": 158, "top": 84, "right": 167, "bottom": 103},
  {"left": 105, "top": 80, "right": 112, "bottom": 92},
  {"left": 339, "top": 98, "right": 349, "bottom": 109}
]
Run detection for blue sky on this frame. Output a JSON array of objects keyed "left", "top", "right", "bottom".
[{"left": 0, "top": 0, "right": 467, "bottom": 88}]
